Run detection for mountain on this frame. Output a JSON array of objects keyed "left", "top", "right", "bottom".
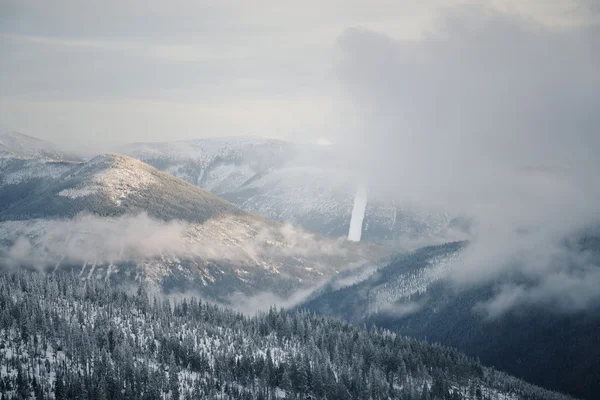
[
  {"left": 0, "top": 152, "right": 381, "bottom": 303},
  {"left": 0, "top": 153, "right": 243, "bottom": 222},
  {"left": 0, "top": 131, "right": 85, "bottom": 217},
  {"left": 120, "top": 137, "right": 454, "bottom": 243},
  {"left": 301, "top": 242, "right": 466, "bottom": 321},
  {"left": 300, "top": 242, "right": 600, "bottom": 399},
  {"left": 0, "top": 268, "right": 576, "bottom": 400},
  {"left": 0, "top": 131, "right": 80, "bottom": 162}
]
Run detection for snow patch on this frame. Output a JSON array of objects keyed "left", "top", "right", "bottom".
[
  {"left": 97, "top": 157, "right": 159, "bottom": 204},
  {"left": 201, "top": 163, "right": 256, "bottom": 193},
  {"left": 58, "top": 186, "right": 98, "bottom": 198}
]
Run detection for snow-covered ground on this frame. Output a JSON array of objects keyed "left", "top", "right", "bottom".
[
  {"left": 0, "top": 131, "right": 80, "bottom": 161},
  {"left": 58, "top": 155, "right": 159, "bottom": 204}
]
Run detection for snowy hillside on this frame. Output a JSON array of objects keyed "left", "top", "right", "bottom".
[
  {"left": 301, "top": 241, "right": 466, "bottom": 321},
  {"left": 120, "top": 137, "right": 291, "bottom": 185},
  {"left": 302, "top": 240, "right": 600, "bottom": 399},
  {"left": 0, "top": 131, "right": 80, "bottom": 162},
  {"left": 0, "top": 153, "right": 243, "bottom": 222},
  {"left": 120, "top": 137, "right": 453, "bottom": 243},
  {"left": 0, "top": 269, "right": 574, "bottom": 400},
  {"left": 0, "top": 152, "right": 381, "bottom": 302}
]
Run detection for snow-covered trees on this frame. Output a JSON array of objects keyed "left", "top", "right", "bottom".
[{"left": 0, "top": 269, "right": 573, "bottom": 400}]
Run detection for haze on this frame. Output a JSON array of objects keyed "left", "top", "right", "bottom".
[{"left": 0, "top": 0, "right": 596, "bottom": 151}]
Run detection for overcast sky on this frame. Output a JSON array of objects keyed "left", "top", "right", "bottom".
[{"left": 0, "top": 0, "right": 596, "bottom": 150}]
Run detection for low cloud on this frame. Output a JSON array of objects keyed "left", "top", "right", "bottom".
[
  {"left": 476, "top": 266, "right": 600, "bottom": 319},
  {"left": 379, "top": 300, "right": 424, "bottom": 318},
  {"left": 0, "top": 212, "right": 377, "bottom": 308},
  {"left": 227, "top": 287, "right": 320, "bottom": 315},
  {"left": 0, "top": 213, "right": 189, "bottom": 267},
  {"left": 0, "top": 212, "right": 364, "bottom": 267}
]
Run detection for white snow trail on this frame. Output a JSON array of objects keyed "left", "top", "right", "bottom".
[{"left": 348, "top": 184, "right": 367, "bottom": 242}]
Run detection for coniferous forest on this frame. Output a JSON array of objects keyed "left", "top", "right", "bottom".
[{"left": 0, "top": 269, "right": 574, "bottom": 400}]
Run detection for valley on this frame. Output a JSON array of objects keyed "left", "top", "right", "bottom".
[{"left": 0, "top": 131, "right": 597, "bottom": 399}]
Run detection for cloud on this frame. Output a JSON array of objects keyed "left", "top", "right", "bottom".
[
  {"left": 0, "top": 213, "right": 189, "bottom": 267},
  {"left": 227, "top": 287, "right": 319, "bottom": 314},
  {"left": 379, "top": 300, "right": 424, "bottom": 318},
  {"left": 0, "top": 33, "right": 250, "bottom": 62},
  {"left": 0, "top": 212, "right": 376, "bottom": 304},
  {"left": 4, "top": 1, "right": 588, "bottom": 148},
  {"left": 580, "top": 0, "right": 600, "bottom": 17},
  {"left": 334, "top": 4, "right": 600, "bottom": 315},
  {"left": 476, "top": 265, "right": 600, "bottom": 318},
  {"left": 336, "top": 6, "right": 600, "bottom": 203},
  {"left": 0, "top": 212, "right": 356, "bottom": 266}
]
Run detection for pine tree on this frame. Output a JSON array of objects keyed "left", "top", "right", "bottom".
[
  {"left": 0, "top": 269, "right": 576, "bottom": 400},
  {"left": 55, "top": 373, "right": 66, "bottom": 400},
  {"left": 281, "top": 367, "right": 293, "bottom": 398},
  {"left": 169, "top": 364, "right": 180, "bottom": 400}
]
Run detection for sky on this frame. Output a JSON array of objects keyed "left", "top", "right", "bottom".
[{"left": 0, "top": 0, "right": 597, "bottom": 151}]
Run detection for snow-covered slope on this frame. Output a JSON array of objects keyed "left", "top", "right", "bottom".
[
  {"left": 0, "top": 214, "right": 375, "bottom": 302},
  {"left": 0, "top": 152, "right": 381, "bottom": 302},
  {"left": 121, "top": 137, "right": 453, "bottom": 243},
  {"left": 0, "top": 131, "right": 80, "bottom": 161},
  {"left": 120, "top": 136, "right": 291, "bottom": 185},
  {"left": 1, "top": 269, "right": 574, "bottom": 400},
  {"left": 301, "top": 241, "right": 466, "bottom": 320},
  {"left": 302, "top": 240, "right": 600, "bottom": 399},
  {"left": 0, "top": 153, "right": 244, "bottom": 222}
]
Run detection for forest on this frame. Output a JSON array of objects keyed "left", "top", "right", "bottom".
[{"left": 0, "top": 269, "right": 574, "bottom": 400}]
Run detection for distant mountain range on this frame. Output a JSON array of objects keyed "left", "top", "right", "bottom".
[
  {"left": 120, "top": 137, "right": 455, "bottom": 243},
  {"left": 0, "top": 131, "right": 80, "bottom": 162},
  {"left": 0, "top": 131, "right": 457, "bottom": 244},
  {"left": 0, "top": 134, "right": 383, "bottom": 303}
]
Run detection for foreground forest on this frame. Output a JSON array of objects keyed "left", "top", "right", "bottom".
[
  {"left": 301, "top": 241, "right": 600, "bottom": 399},
  {"left": 0, "top": 269, "right": 574, "bottom": 400}
]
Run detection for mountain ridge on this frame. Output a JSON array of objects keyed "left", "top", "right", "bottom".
[
  {"left": 0, "top": 149, "right": 384, "bottom": 303},
  {"left": 120, "top": 136, "right": 455, "bottom": 243},
  {"left": 0, "top": 131, "right": 81, "bottom": 162}
]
